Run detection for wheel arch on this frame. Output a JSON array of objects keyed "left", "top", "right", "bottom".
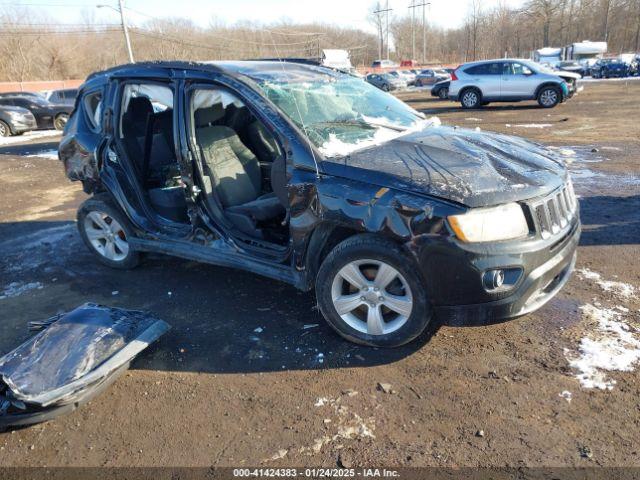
[
  {"left": 534, "top": 81, "right": 562, "bottom": 100},
  {"left": 303, "top": 223, "right": 366, "bottom": 290}
]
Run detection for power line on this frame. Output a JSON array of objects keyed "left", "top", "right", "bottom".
[
  {"left": 0, "top": 2, "right": 99, "bottom": 6},
  {"left": 130, "top": 28, "right": 318, "bottom": 56}
]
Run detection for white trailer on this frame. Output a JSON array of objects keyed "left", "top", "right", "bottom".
[
  {"left": 562, "top": 41, "right": 607, "bottom": 62},
  {"left": 533, "top": 47, "right": 562, "bottom": 66}
]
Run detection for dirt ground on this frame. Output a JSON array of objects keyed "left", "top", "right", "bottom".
[{"left": 0, "top": 80, "right": 639, "bottom": 469}]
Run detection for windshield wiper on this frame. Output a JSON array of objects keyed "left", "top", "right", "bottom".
[{"left": 311, "top": 119, "right": 408, "bottom": 132}]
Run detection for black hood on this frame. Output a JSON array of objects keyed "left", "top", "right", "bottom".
[{"left": 320, "top": 125, "right": 567, "bottom": 208}]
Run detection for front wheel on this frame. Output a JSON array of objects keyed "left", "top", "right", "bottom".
[
  {"left": 438, "top": 87, "right": 449, "bottom": 99},
  {"left": 0, "top": 120, "right": 10, "bottom": 137},
  {"left": 77, "top": 195, "right": 140, "bottom": 269},
  {"left": 537, "top": 86, "right": 560, "bottom": 108},
  {"left": 316, "top": 235, "right": 432, "bottom": 347}
]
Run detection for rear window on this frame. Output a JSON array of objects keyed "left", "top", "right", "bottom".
[
  {"left": 464, "top": 63, "right": 503, "bottom": 75},
  {"left": 83, "top": 90, "right": 103, "bottom": 130}
]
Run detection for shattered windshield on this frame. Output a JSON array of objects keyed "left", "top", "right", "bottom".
[{"left": 256, "top": 75, "right": 428, "bottom": 157}]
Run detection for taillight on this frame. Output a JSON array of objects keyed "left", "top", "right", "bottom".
[{"left": 451, "top": 68, "right": 459, "bottom": 81}]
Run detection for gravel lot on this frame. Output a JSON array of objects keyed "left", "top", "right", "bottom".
[{"left": 0, "top": 80, "right": 638, "bottom": 468}]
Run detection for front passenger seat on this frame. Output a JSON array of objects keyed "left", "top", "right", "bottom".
[{"left": 194, "top": 105, "right": 285, "bottom": 238}]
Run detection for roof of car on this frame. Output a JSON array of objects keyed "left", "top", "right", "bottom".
[
  {"left": 461, "top": 58, "right": 532, "bottom": 67},
  {"left": 85, "top": 60, "right": 343, "bottom": 86}
]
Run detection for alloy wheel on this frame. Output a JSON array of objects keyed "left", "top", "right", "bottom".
[
  {"left": 54, "top": 114, "right": 68, "bottom": 130},
  {"left": 83, "top": 211, "right": 129, "bottom": 262},
  {"left": 462, "top": 91, "right": 478, "bottom": 108},
  {"left": 0, "top": 121, "right": 8, "bottom": 137},
  {"left": 540, "top": 89, "right": 558, "bottom": 107},
  {"left": 331, "top": 259, "right": 413, "bottom": 336}
]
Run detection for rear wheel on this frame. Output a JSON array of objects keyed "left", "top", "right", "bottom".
[
  {"left": 460, "top": 88, "right": 481, "bottom": 109},
  {"left": 77, "top": 196, "right": 140, "bottom": 269},
  {"left": 316, "top": 235, "right": 431, "bottom": 347},
  {"left": 0, "top": 120, "right": 10, "bottom": 137},
  {"left": 54, "top": 113, "right": 68, "bottom": 131},
  {"left": 537, "top": 86, "right": 560, "bottom": 108}
]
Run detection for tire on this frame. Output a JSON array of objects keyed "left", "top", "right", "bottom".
[
  {"left": 77, "top": 195, "right": 140, "bottom": 269},
  {"left": 0, "top": 120, "right": 10, "bottom": 137},
  {"left": 438, "top": 87, "right": 448, "bottom": 99},
  {"left": 537, "top": 85, "right": 560, "bottom": 108},
  {"left": 316, "top": 234, "right": 432, "bottom": 347},
  {"left": 460, "top": 88, "right": 481, "bottom": 109},
  {"left": 53, "top": 113, "right": 68, "bottom": 131},
  {"left": 382, "top": 84, "right": 390, "bottom": 92}
]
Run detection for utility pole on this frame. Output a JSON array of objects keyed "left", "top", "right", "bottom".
[
  {"left": 409, "top": 1, "right": 415, "bottom": 61},
  {"left": 97, "top": 1, "right": 134, "bottom": 62},
  {"left": 374, "top": 3, "right": 393, "bottom": 61},
  {"left": 409, "top": 1, "right": 429, "bottom": 63},
  {"left": 118, "top": 0, "right": 134, "bottom": 63},
  {"left": 385, "top": 0, "right": 390, "bottom": 60}
]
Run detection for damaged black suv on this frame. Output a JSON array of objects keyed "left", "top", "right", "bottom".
[{"left": 60, "top": 61, "right": 580, "bottom": 347}]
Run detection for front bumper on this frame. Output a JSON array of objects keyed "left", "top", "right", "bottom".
[
  {"left": 9, "top": 117, "right": 37, "bottom": 134},
  {"left": 430, "top": 219, "right": 580, "bottom": 326}
]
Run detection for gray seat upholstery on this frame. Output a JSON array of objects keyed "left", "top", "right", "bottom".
[
  {"left": 247, "top": 120, "right": 280, "bottom": 162},
  {"left": 195, "top": 105, "right": 285, "bottom": 237}
]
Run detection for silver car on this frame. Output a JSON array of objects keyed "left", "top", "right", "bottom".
[
  {"left": 365, "top": 73, "right": 407, "bottom": 91},
  {"left": 449, "top": 59, "right": 576, "bottom": 109}
]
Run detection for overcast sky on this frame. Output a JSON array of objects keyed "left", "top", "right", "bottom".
[{"left": 13, "top": 0, "right": 524, "bottom": 33}]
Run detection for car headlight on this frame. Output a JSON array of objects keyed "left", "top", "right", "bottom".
[{"left": 448, "top": 203, "right": 529, "bottom": 243}]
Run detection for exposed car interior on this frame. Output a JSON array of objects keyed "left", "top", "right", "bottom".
[
  {"left": 190, "top": 88, "right": 288, "bottom": 244},
  {"left": 118, "top": 84, "right": 188, "bottom": 223}
]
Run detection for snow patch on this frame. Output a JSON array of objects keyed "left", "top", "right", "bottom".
[
  {"left": 302, "top": 395, "right": 375, "bottom": 454},
  {"left": 0, "top": 281, "right": 43, "bottom": 300},
  {"left": 565, "top": 304, "right": 640, "bottom": 390},
  {"left": 559, "top": 391, "right": 572, "bottom": 403},
  {"left": 26, "top": 149, "right": 58, "bottom": 160},
  {"left": 319, "top": 117, "right": 440, "bottom": 158},
  {"left": 0, "top": 130, "right": 60, "bottom": 146},
  {"left": 577, "top": 268, "right": 636, "bottom": 299},
  {"left": 509, "top": 123, "right": 553, "bottom": 129}
]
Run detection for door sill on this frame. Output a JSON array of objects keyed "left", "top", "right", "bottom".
[{"left": 129, "top": 236, "right": 300, "bottom": 287}]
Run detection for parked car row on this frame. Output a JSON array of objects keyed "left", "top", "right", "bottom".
[
  {"left": 365, "top": 68, "right": 453, "bottom": 91},
  {"left": 0, "top": 88, "right": 77, "bottom": 137}
]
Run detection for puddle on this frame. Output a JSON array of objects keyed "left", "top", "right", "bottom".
[
  {"left": 548, "top": 145, "right": 640, "bottom": 194},
  {"left": 542, "top": 296, "right": 582, "bottom": 328}
]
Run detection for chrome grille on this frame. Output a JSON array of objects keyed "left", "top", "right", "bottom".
[{"left": 530, "top": 181, "right": 577, "bottom": 239}]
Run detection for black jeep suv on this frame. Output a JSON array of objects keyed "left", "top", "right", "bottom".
[{"left": 59, "top": 61, "right": 580, "bottom": 347}]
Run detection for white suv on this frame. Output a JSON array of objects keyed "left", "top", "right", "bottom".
[{"left": 448, "top": 59, "right": 579, "bottom": 109}]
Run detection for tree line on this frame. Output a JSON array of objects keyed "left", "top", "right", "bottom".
[
  {"left": 385, "top": 0, "right": 640, "bottom": 64},
  {"left": 1, "top": 0, "right": 639, "bottom": 82}
]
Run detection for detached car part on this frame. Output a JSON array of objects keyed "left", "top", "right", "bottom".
[{"left": 0, "top": 303, "right": 170, "bottom": 429}]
